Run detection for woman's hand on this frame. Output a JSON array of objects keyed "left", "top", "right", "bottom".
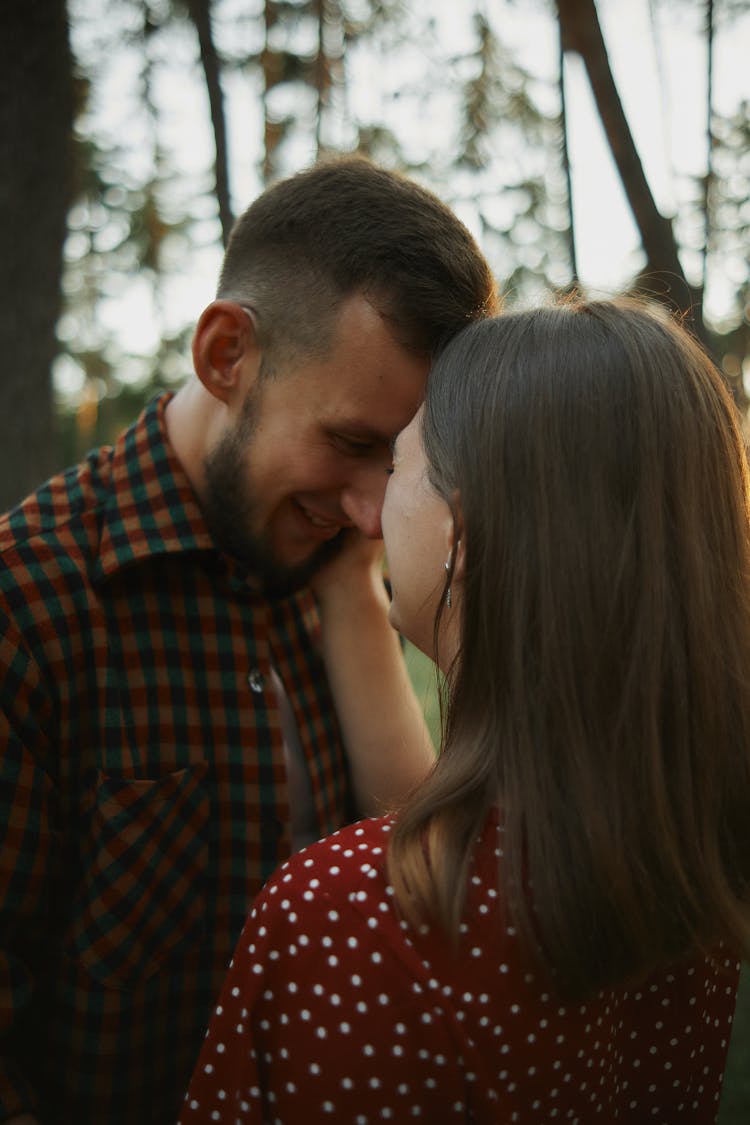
[{"left": 310, "top": 530, "right": 435, "bottom": 816}]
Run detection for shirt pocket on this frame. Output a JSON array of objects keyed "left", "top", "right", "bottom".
[{"left": 65, "top": 764, "right": 209, "bottom": 991}]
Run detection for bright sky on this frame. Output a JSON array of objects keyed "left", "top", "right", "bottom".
[{"left": 59, "top": 0, "right": 749, "bottom": 397}]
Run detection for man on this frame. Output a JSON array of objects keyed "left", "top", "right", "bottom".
[{"left": 0, "top": 157, "right": 497, "bottom": 1124}]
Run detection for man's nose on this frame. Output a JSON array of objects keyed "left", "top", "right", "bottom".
[{"left": 339, "top": 477, "right": 387, "bottom": 539}]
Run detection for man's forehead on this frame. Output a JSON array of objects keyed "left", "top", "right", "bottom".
[{"left": 324, "top": 384, "right": 423, "bottom": 438}]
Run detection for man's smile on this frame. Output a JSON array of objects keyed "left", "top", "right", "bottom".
[{"left": 295, "top": 500, "right": 346, "bottom": 536}]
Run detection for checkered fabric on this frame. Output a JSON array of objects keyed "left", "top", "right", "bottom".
[{"left": 0, "top": 393, "right": 354, "bottom": 1124}]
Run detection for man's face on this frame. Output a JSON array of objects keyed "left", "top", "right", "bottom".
[{"left": 202, "top": 294, "right": 429, "bottom": 594}]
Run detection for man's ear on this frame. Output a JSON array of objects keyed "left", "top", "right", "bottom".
[{"left": 191, "top": 300, "right": 260, "bottom": 404}]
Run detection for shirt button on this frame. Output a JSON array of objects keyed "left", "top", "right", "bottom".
[{"left": 248, "top": 669, "right": 265, "bottom": 693}]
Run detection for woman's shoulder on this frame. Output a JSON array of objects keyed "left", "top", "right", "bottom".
[{"left": 262, "top": 816, "right": 395, "bottom": 904}]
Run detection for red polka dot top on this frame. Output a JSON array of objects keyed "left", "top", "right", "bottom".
[{"left": 180, "top": 812, "right": 740, "bottom": 1124}]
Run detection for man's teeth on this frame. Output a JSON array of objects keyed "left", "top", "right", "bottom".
[{"left": 301, "top": 506, "right": 338, "bottom": 530}]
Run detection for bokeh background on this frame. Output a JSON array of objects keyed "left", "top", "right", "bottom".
[{"left": 2, "top": 0, "right": 748, "bottom": 1111}]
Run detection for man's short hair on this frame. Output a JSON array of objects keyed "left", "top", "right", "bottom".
[{"left": 217, "top": 156, "right": 498, "bottom": 372}]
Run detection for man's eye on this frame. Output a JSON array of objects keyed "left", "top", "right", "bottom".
[{"left": 333, "top": 435, "right": 376, "bottom": 455}]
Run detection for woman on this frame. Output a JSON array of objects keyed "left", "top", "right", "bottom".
[{"left": 180, "top": 299, "right": 750, "bottom": 1123}]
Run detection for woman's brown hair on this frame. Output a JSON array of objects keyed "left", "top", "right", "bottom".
[{"left": 388, "top": 297, "right": 750, "bottom": 999}]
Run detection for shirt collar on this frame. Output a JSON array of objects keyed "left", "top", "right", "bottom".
[{"left": 94, "top": 392, "right": 217, "bottom": 581}]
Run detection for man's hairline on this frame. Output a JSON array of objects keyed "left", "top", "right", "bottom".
[{"left": 220, "top": 285, "right": 431, "bottom": 381}]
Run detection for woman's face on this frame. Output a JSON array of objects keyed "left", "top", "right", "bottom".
[{"left": 382, "top": 407, "right": 457, "bottom": 667}]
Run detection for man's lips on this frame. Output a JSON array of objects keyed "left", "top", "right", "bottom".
[{"left": 294, "top": 500, "right": 345, "bottom": 536}]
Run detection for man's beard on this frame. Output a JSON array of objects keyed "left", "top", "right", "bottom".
[{"left": 201, "top": 394, "right": 345, "bottom": 598}]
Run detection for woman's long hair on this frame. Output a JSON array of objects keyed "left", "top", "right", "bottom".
[{"left": 388, "top": 298, "right": 750, "bottom": 999}]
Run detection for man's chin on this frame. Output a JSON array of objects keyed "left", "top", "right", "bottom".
[
  {"left": 202, "top": 489, "right": 346, "bottom": 598},
  {"left": 258, "top": 533, "right": 346, "bottom": 598}
]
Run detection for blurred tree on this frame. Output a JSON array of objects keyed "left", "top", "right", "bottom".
[
  {"left": 0, "top": 0, "right": 75, "bottom": 509},
  {"left": 251, "top": 0, "right": 406, "bottom": 183},
  {"left": 706, "top": 100, "right": 750, "bottom": 408},
  {"left": 56, "top": 0, "right": 201, "bottom": 459},
  {"left": 449, "top": 10, "right": 571, "bottom": 302},
  {"left": 3, "top": 0, "right": 748, "bottom": 482},
  {"left": 184, "top": 0, "right": 234, "bottom": 243},
  {"left": 557, "top": 0, "right": 706, "bottom": 342},
  {"left": 557, "top": 7, "right": 579, "bottom": 289}
]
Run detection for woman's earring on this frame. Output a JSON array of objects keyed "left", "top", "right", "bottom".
[{"left": 444, "top": 560, "right": 452, "bottom": 608}]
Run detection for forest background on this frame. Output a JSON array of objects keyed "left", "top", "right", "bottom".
[{"left": 1, "top": 0, "right": 749, "bottom": 1114}]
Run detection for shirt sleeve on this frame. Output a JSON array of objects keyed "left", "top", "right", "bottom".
[
  {"left": 179, "top": 844, "right": 475, "bottom": 1124},
  {"left": 0, "top": 613, "right": 59, "bottom": 1119}
]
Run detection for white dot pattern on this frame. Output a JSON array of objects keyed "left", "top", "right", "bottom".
[{"left": 179, "top": 813, "right": 739, "bottom": 1123}]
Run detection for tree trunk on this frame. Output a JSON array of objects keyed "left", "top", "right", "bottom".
[
  {"left": 701, "top": 0, "right": 714, "bottom": 300},
  {"left": 558, "top": 13, "right": 579, "bottom": 288},
  {"left": 0, "top": 0, "right": 75, "bottom": 510},
  {"left": 187, "top": 0, "right": 234, "bottom": 245},
  {"left": 557, "top": 0, "right": 706, "bottom": 344}
]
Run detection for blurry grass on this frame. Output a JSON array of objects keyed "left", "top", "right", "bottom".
[
  {"left": 403, "top": 645, "right": 750, "bottom": 1118},
  {"left": 719, "top": 964, "right": 750, "bottom": 1122},
  {"left": 404, "top": 641, "right": 441, "bottom": 749}
]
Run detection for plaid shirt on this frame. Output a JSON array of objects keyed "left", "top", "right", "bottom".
[{"left": 0, "top": 393, "right": 354, "bottom": 1124}]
